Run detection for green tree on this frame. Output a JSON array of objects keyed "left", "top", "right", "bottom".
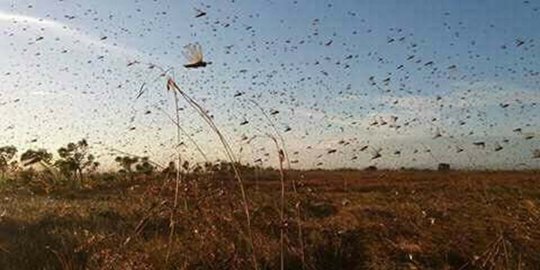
[
  {"left": 0, "top": 145, "right": 17, "bottom": 178},
  {"left": 115, "top": 156, "right": 155, "bottom": 181},
  {"left": 54, "top": 139, "right": 98, "bottom": 182},
  {"left": 162, "top": 161, "right": 177, "bottom": 178},
  {"left": 135, "top": 157, "right": 155, "bottom": 176},
  {"left": 115, "top": 156, "right": 139, "bottom": 181},
  {"left": 20, "top": 149, "right": 53, "bottom": 166}
]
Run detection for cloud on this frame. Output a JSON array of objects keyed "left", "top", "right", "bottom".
[
  {"left": 30, "top": 90, "right": 67, "bottom": 97},
  {"left": 0, "top": 10, "right": 141, "bottom": 57},
  {"left": 376, "top": 80, "right": 540, "bottom": 116},
  {"left": 0, "top": 10, "right": 61, "bottom": 27}
]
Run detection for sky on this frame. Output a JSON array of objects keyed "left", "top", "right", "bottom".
[{"left": 0, "top": 0, "right": 539, "bottom": 170}]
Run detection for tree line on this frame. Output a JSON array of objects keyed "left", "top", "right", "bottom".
[
  {"left": 0, "top": 139, "right": 154, "bottom": 182},
  {"left": 0, "top": 139, "right": 277, "bottom": 183}
]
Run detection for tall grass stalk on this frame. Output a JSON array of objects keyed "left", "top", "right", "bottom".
[
  {"left": 249, "top": 99, "right": 305, "bottom": 268},
  {"left": 166, "top": 77, "right": 258, "bottom": 269},
  {"left": 165, "top": 86, "right": 187, "bottom": 264},
  {"left": 269, "top": 135, "right": 286, "bottom": 270},
  {"left": 154, "top": 106, "right": 209, "bottom": 162}
]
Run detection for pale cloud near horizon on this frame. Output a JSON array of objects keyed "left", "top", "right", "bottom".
[{"left": 0, "top": 10, "right": 144, "bottom": 59}]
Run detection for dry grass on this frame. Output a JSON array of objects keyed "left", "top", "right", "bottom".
[{"left": 0, "top": 169, "right": 539, "bottom": 269}]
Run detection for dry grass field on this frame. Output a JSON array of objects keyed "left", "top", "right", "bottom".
[
  {"left": 1, "top": 0, "right": 539, "bottom": 269},
  {"left": 0, "top": 168, "right": 539, "bottom": 269}
]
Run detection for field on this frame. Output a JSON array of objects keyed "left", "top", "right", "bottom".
[{"left": 0, "top": 169, "right": 539, "bottom": 269}]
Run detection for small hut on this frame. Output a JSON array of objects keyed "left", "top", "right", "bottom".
[{"left": 438, "top": 163, "right": 451, "bottom": 171}]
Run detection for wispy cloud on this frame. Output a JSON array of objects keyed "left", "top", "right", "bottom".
[
  {"left": 376, "top": 80, "right": 540, "bottom": 115},
  {"left": 0, "top": 10, "right": 61, "bottom": 27},
  {"left": 0, "top": 10, "right": 141, "bottom": 57}
]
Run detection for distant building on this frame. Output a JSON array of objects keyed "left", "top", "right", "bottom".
[
  {"left": 438, "top": 163, "right": 451, "bottom": 171},
  {"left": 364, "top": 165, "right": 377, "bottom": 171}
]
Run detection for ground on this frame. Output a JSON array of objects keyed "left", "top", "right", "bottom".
[{"left": 0, "top": 169, "right": 539, "bottom": 269}]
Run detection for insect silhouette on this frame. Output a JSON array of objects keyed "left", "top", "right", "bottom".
[
  {"left": 194, "top": 8, "right": 207, "bottom": 18},
  {"left": 183, "top": 43, "right": 211, "bottom": 68}
]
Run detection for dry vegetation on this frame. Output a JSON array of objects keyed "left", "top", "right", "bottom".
[{"left": 0, "top": 168, "right": 539, "bottom": 269}]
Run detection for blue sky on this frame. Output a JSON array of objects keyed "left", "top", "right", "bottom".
[{"left": 0, "top": 0, "right": 539, "bottom": 170}]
